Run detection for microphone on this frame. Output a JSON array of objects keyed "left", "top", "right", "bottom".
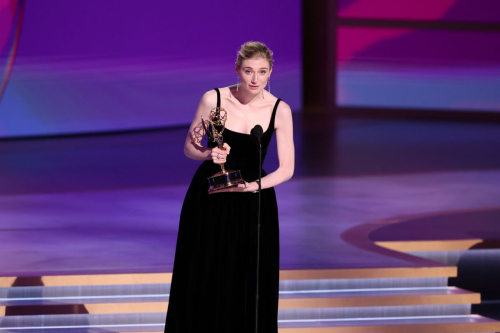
[
  {"left": 251, "top": 124, "right": 264, "bottom": 333},
  {"left": 251, "top": 125, "right": 263, "bottom": 144}
]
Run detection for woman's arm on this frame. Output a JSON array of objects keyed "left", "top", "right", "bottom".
[
  {"left": 184, "top": 90, "right": 230, "bottom": 162},
  {"left": 258, "top": 101, "right": 295, "bottom": 189},
  {"left": 183, "top": 91, "right": 215, "bottom": 160},
  {"left": 214, "top": 100, "right": 295, "bottom": 193}
]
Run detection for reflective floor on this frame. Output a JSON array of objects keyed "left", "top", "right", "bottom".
[{"left": 0, "top": 115, "right": 499, "bottom": 276}]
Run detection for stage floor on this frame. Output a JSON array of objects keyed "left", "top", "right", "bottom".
[{"left": 1, "top": 116, "right": 499, "bottom": 276}]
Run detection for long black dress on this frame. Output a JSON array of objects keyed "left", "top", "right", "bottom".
[{"left": 165, "top": 88, "right": 281, "bottom": 333}]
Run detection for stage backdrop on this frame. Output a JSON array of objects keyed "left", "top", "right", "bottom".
[
  {"left": 0, "top": 0, "right": 301, "bottom": 138},
  {"left": 337, "top": 0, "right": 500, "bottom": 112}
]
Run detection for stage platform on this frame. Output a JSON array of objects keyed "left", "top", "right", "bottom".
[{"left": 1, "top": 116, "right": 500, "bottom": 331}]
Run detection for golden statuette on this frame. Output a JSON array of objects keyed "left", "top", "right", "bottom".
[{"left": 202, "top": 107, "right": 245, "bottom": 193}]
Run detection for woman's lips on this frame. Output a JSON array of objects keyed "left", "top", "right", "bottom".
[{"left": 249, "top": 85, "right": 259, "bottom": 90}]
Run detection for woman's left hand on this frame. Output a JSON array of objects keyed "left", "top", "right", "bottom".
[{"left": 210, "top": 181, "right": 259, "bottom": 194}]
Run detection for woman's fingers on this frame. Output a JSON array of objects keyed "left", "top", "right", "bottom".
[
  {"left": 212, "top": 147, "right": 227, "bottom": 157},
  {"left": 211, "top": 144, "right": 232, "bottom": 164},
  {"left": 211, "top": 147, "right": 228, "bottom": 164},
  {"left": 210, "top": 182, "right": 251, "bottom": 194},
  {"left": 223, "top": 143, "right": 231, "bottom": 155}
]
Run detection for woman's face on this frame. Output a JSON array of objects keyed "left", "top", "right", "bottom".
[{"left": 236, "top": 58, "right": 272, "bottom": 95}]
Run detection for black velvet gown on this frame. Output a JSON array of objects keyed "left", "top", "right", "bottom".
[{"left": 165, "top": 89, "right": 281, "bottom": 333}]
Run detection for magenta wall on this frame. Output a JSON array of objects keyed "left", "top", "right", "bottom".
[
  {"left": 337, "top": 0, "right": 500, "bottom": 112},
  {"left": 339, "top": 0, "right": 500, "bottom": 22}
]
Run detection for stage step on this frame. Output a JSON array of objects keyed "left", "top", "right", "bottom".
[
  {"left": 0, "top": 313, "right": 165, "bottom": 332},
  {"left": 0, "top": 284, "right": 170, "bottom": 307},
  {"left": 278, "top": 304, "right": 471, "bottom": 321},
  {"left": 278, "top": 314, "right": 500, "bottom": 332},
  {"left": 0, "top": 267, "right": 455, "bottom": 288},
  {"left": 0, "top": 268, "right": 497, "bottom": 332},
  {"left": 0, "top": 284, "right": 478, "bottom": 314},
  {"left": 0, "top": 313, "right": 498, "bottom": 332},
  {"left": 279, "top": 286, "right": 479, "bottom": 308},
  {"left": 0, "top": 276, "right": 448, "bottom": 308},
  {"left": 279, "top": 276, "right": 448, "bottom": 291}
]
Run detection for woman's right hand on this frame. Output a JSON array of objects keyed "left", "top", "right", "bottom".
[{"left": 211, "top": 143, "right": 231, "bottom": 164}]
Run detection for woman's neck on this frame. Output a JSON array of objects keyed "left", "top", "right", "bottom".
[{"left": 232, "top": 87, "right": 262, "bottom": 106}]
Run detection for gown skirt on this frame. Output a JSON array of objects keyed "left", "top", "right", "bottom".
[{"left": 165, "top": 96, "right": 282, "bottom": 333}]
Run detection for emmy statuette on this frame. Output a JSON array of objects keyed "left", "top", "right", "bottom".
[{"left": 202, "top": 107, "right": 245, "bottom": 193}]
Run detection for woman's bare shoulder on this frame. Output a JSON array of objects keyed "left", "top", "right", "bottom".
[
  {"left": 201, "top": 86, "right": 236, "bottom": 105},
  {"left": 201, "top": 88, "right": 217, "bottom": 101},
  {"left": 276, "top": 99, "right": 292, "bottom": 116},
  {"left": 275, "top": 100, "right": 293, "bottom": 129},
  {"left": 198, "top": 89, "right": 219, "bottom": 110}
]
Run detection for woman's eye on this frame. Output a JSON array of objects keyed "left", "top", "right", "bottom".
[
  {"left": 260, "top": 71, "right": 267, "bottom": 74},
  {"left": 245, "top": 70, "right": 252, "bottom": 74}
]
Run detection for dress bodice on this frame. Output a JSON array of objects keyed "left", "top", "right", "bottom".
[{"left": 204, "top": 88, "right": 281, "bottom": 182}]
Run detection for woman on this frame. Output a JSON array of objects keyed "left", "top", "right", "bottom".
[{"left": 165, "top": 41, "right": 294, "bottom": 333}]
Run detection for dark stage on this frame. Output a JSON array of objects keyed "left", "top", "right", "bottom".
[{"left": 1, "top": 115, "right": 500, "bottom": 331}]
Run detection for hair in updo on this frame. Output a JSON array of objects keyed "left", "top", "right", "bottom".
[{"left": 236, "top": 41, "right": 274, "bottom": 70}]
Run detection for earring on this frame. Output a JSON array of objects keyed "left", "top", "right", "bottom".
[
  {"left": 237, "top": 76, "right": 240, "bottom": 92},
  {"left": 268, "top": 77, "right": 271, "bottom": 93}
]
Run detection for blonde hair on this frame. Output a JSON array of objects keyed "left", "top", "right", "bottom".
[{"left": 236, "top": 41, "right": 274, "bottom": 69}]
